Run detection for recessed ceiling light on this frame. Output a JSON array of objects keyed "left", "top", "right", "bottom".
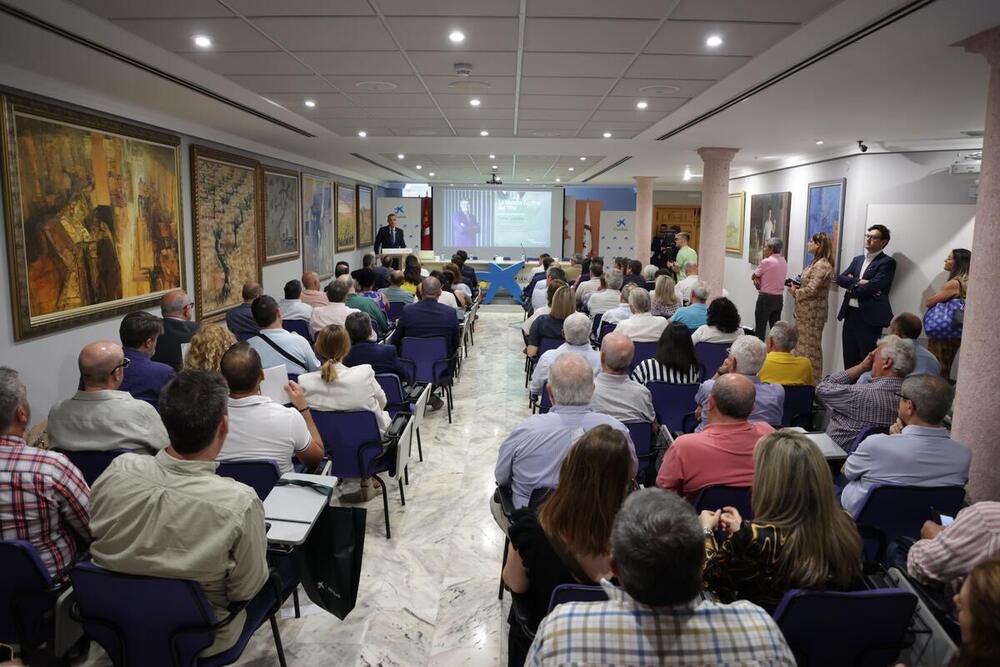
[
  {"left": 706, "top": 34, "right": 723, "bottom": 48},
  {"left": 526, "top": 178, "right": 531, "bottom": 182},
  {"left": 429, "top": 172, "right": 435, "bottom": 177},
  {"left": 489, "top": 154, "right": 496, "bottom": 159},
  {"left": 450, "top": 183, "right": 454, "bottom": 186},
  {"left": 492, "top": 165, "right": 498, "bottom": 169},
  {"left": 815, "top": 140, "right": 824, "bottom": 145},
  {"left": 480, "top": 130, "right": 489, "bottom": 136},
  {"left": 397, "top": 153, "right": 405, "bottom": 159},
  {"left": 449, "top": 30, "right": 465, "bottom": 43},
  {"left": 192, "top": 34, "right": 212, "bottom": 48},
  {"left": 579, "top": 156, "right": 586, "bottom": 161},
  {"left": 683, "top": 166, "right": 692, "bottom": 181},
  {"left": 469, "top": 98, "right": 481, "bottom": 107},
  {"left": 568, "top": 167, "right": 574, "bottom": 172},
  {"left": 304, "top": 99, "right": 316, "bottom": 108},
  {"left": 415, "top": 165, "right": 422, "bottom": 169},
  {"left": 357, "top": 130, "right": 367, "bottom": 138},
  {"left": 555, "top": 178, "right": 561, "bottom": 182},
  {"left": 602, "top": 132, "right": 612, "bottom": 138},
  {"left": 636, "top": 101, "right": 648, "bottom": 110}
]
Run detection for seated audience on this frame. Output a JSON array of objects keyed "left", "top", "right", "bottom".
[
  {"left": 529, "top": 313, "right": 600, "bottom": 396},
  {"left": 217, "top": 343, "right": 324, "bottom": 475},
  {"left": 669, "top": 281, "right": 710, "bottom": 331},
  {"left": 674, "top": 262, "right": 701, "bottom": 303},
  {"left": 650, "top": 274, "right": 681, "bottom": 318},
  {"left": 840, "top": 374, "right": 971, "bottom": 516},
  {"left": 345, "top": 271, "right": 389, "bottom": 334},
  {"left": 247, "top": 295, "right": 321, "bottom": 376},
  {"left": 152, "top": 289, "right": 199, "bottom": 370},
  {"left": 48, "top": 341, "right": 168, "bottom": 454},
  {"left": 816, "top": 334, "right": 914, "bottom": 450},
  {"left": 948, "top": 559, "right": 1000, "bottom": 667},
  {"left": 452, "top": 250, "right": 480, "bottom": 299},
  {"left": 690, "top": 296, "right": 743, "bottom": 345},
  {"left": 89, "top": 370, "right": 269, "bottom": 658},
  {"left": 380, "top": 270, "right": 416, "bottom": 305},
  {"left": 375, "top": 254, "right": 393, "bottom": 289},
  {"left": 443, "top": 263, "right": 472, "bottom": 306},
  {"left": 184, "top": 323, "right": 237, "bottom": 373},
  {"left": 351, "top": 254, "right": 385, "bottom": 289},
  {"left": 401, "top": 254, "right": 423, "bottom": 293},
  {"left": 591, "top": 334, "right": 655, "bottom": 424},
  {"left": 587, "top": 268, "right": 624, "bottom": 316},
  {"left": 657, "top": 374, "right": 773, "bottom": 501},
  {"left": 119, "top": 311, "right": 175, "bottom": 408},
  {"left": 277, "top": 279, "right": 313, "bottom": 322},
  {"left": 334, "top": 260, "right": 350, "bottom": 277},
  {"left": 642, "top": 263, "right": 658, "bottom": 284},
  {"left": 532, "top": 265, "right": 566, "bottom": 312},
  {"left": 0, "top": 367, "right": 91, "bottom": 577},
  {"left": 694, "top": 336, "right": 785, "bottom": 430},
  {"left": 908, "top": 502, "right": 1000, "bottom": 591},
  {"left": 598, "top": 283, "right": 636, "bottom": 327},
  {"left": 225, "top": 281, "right": 263, "bottom": 341},
  {"left": 701, "top": 430, "right": 863, "bottom": 613},
  {"left": 758, "top": 321, "right": 814, "bottom": 385},
  {"left": 431, "top": 269, "right": 461, "bottom": 311},
  {"left": 343, "top": 312, "right": 412, "bottom": 382},
  {"left": 356, "top": 266, "right": 392, "bottom": 312},
  {"left": 526, "top": 489, "right": 795, "bottom": 666},
  {"left": 309, "top": 276, "right": 361, "bottom": 337},
  {"left": 526, "top": 285, "right": 574, "bottom": 358},
  {"left": 622, "top": 259, "right": 646, "bottom": 288},
  {"left": 521, "top": 279, "right": 566, "bottom": 337},
  {"left": 630, "top": 322, "right": 702, "bottom": 385},
  {"left": 857, "top": 312, "right": 941, "bottom": 383},
  {"left": 575, "top": 259, "right": 603, "bottom": 305},
  {"left": 503, "top": 427, "right": 633, "bottom": 666},
  {"left": 613, "top": 287, "right": 669, "bottom": 343},
  {"left": 300, "top": 271, "right": 330, "bottom": 309},
  {"left": 391, "top": 277, "right": 461, "bottom": 357},
  {"left": 496, "top": 353, "right": 636, "bottom": 508}
]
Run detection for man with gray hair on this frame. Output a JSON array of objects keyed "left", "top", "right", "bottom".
[
  {"left": 817, "top": 334, "right": 915, "bottom": 451},
  {"left": 658, "top": 374, "right": 774, "bottom": 501},
  {"left": 0, "top": 367, "right": 91, "bottom": 577},
  {"left": 526, "top": 488, "right": 794, "bottom": 666},
  {"left": 308, "top": 275, "right": 361, "bottom": 337},
  {"left": 152, "top": 289, "right": 199, "bottom": 370},
  {"left": 670, "top": 281, "right": 710, "bottom": 331},
  {"left": 614, "top": 286, "right": 668, "bottom": 342},
  {"left": 840, "top": 374, "right": 970, "bottom": 516},
  {"left": 752, "top": 237, "right": 788, "bottom": 340},
  {"left": 591, "top": 334, "right": 655, "bottom": 424},
  {"left": 759, "top": 321, "right": 814, "bottom": 385},
  {"left": 694, "top": 335, "right": 785, "bottom": 431},
  {"left": 496, "top": 353, "right": 637, "bottom": 508},
  {"left": 598, "top": 282, "right": 635, "bottom": 327},
  {"left": 532, "top": 265, "right": 567, "bottom": 311},
  {"left": 529, "top": 313, "right": 600, "bottom": 395},
  {"left": 587, "top": 268, "right": 624, "bottom": 317}
]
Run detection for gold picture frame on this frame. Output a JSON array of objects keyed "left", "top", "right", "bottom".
[
  {"left": 335, "top": 182, "right": 357, "bottom": 252},
  {"left": 726, "top": 192, "right": 746, "bottom": 255},
  {"left": 262, "top": 165, "right": 301, "bottom": 264},
  {"left": 356, "top": 183, "right": 374, "bottom": 248}
]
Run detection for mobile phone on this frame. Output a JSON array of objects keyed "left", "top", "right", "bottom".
[{"left": 930, "top": 508, "right": 954, "bottom": 527}]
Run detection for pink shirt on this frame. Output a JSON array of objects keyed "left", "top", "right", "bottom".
[
  {"left": 656, "top": 421, "right": 774, "bottom": 502},
  {"left": 753, "top": 254, "right": 788, "bottom": 295}
]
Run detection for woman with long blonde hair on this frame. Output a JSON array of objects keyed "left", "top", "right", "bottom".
[
  {"left": 701, "top": 430, "right": 862, "bottom": 612},
  {"left": 650, "top": 274, "right": 681, "bottom": 318},
  {"left": 184, "top": 323, "right": 236, "bottom": 372},
  {"left": 790, "top": 232, "right": 835, "bottom": 379}
]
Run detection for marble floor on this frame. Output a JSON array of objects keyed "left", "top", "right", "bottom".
[{"left": 80, "top": 307, "right": 526, "bottom": 667}]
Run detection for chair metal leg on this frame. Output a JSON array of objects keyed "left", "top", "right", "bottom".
[
  {"left": 372, "top": 473, "right": 391, "bottom": 539},
  {"left": 416, "top": 428, "right": 424, "bottom": 462},
  {"left": 404, "top": 464, "right": 409, "bottom": 485},
  {"left": 498, "top": 536, "right": 510, "bottom": 600},
  {"left": 269, "top": 614, "right": 288, "bottom": 667},
  {"left": 293, "top": 588, "right": 300, "bottom": 618},
  {"left": 398, "top": 477, "right": 406, "bottom": 506},
  {"left": 446, "top": 385, "right": 453, "bottom": 424}
]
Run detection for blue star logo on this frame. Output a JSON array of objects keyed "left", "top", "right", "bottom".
[
  {"left": 394, "top": 206, "right": 405, "bottom": 215},
  {"left": 616, "top": 218, "right": 626, "bottom": 229}
]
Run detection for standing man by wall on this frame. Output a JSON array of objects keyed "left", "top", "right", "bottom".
[
  {"left": 751, "top": 238, "right": 788, "bottom": 340},
  {"left": 836, "top": 225, "right": 896, "bottom": 369}
]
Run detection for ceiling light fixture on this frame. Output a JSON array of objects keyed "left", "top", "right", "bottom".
[
  {"left": 602, "top": 132, "right": 612, "bottom": 138},
  {"left": 415, "top": 165, "right": 422, "bottom": 169},
  {"left": 555, "top": 178, "right": 561, "bottom": 182},
  {"left": 469, "top": 98, "right": 481, "bottom": 107},
  {"left": 489, "top": 154, "right": 496, "bottom": 159},
  {"left": 429, "top": 172, "right": 435, "bottom": 176},
  {"left": 706, "top": 34, "right": 723, "bottom": 48},
  {"left": 480, "top": 130, "right": 489, "bottom": 136},
  {"left": 683, "top": 166, "right": 692, "bottom": 181},
  {"left": 579, "top": 156, "right": 586, "bottom": 161},
  {"left": 636, "top": 101, "right": 648, "bottom": 110},
  {"left": 397, "top": 153, "right": 405, "bottom": 159},
  {"left": 815, "top": 140, "right": 824, "bottom": 145},
  {"left": 357, "top": 130, "right": 367, "bottom": 138},
  {"left": 449, "top": 30, "right": 465, "bottom": 43},
  {"left": 568, "top": 167, "right": 574, "bottom": 172},
  {"left": 192, "top": 34, "right": 212, "bottom": 48},
  {"left": 492, "top": 165, "right": 498, "bottom": 169},
  {"left": 304, "top": 99, "right": 316, "bottom": 108}
]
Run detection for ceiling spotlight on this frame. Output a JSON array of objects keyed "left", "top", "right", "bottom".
[
  {"left": 480, "top": 130, "right": 489, "bottom": 136},
  {"left": 636, "top": 101, "right": 648, "bottom": 110},
  {"left": 357, "top": 130, "right": 367, "bottom": 137},
  {"left": 415, "top": 164, "right": 422, "bottom": 169},
  {"left": 815, "top": 140, "right": 824, "bottom": 145},
  {"left": 579, "top": 156, "right": 586, "bottom": 161},
  {"left": 683, "top": 166, "right": 692, "bottom": 181},
  {"left": 706, "top": 34, "right": 723, "bottom": 48},
  {"left": 429, "top": 172, "right": 435, "bottom": 177},
  {"left": 304, "top": 99, "right": 316, "bottom": 108},
  {"left": 397, "top": 153, "right": 405, "bottom": 159},
  {"left": 469, "top": 98, "right": 481, "bottom": 107},
  {"left": 492, "top": 165, "right": 498, "bottom": 169},
  {"left": 555, "top": 178, "right": 561, "bottom": 182},
  {"left": 568, "top": 167, "right": 574, "bottom": 172},
  {"left": 489, "top": 154, "right": 496, "bottom": 159},
  {"left": 449, "top": 30, "right": 465, "bottom": 43},
  {"left": 192, "top": 34, "right": 212, "bottom": 48},
  {"left": 526, "top": 178, "right": 531, "bottom": 182},
  {"left": 602, "top": 131, "right": 612, "bottom": 138},
  {"left": 857, "top": 139, "right": 869, "bottom": 152}
]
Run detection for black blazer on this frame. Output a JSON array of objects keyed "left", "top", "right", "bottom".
[
  {"left": 151, "top": 318, "right": 199, "bottom": 370},
  {"left": 835, "top": 252, "right": 896, "bottom": 326},
  {"left": 343, "top": 340, "right": 412, "bottom": 383},
  {"left": 374, "top": 225, "right": 407, "bottom": 254},
  {"left": 391, "top": 300, "right": 461, "bottom": 355}
]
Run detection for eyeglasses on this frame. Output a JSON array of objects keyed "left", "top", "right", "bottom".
[
  {"left": 114, "top": 357, "right": 131, "bottom": 371},
  {"left": 865, "top": 233, "right": 883, "bottom": 241},
  {"left": 894, "top": 391, "right": 916, "bottom": 408}
]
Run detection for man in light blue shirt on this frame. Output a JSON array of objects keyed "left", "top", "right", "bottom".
[
  {"left": 530, "top": 313, "right": 600, "bottom": 396},
  {"left": 694, "top": 335, "right": 785, "bottom": 431},
  {"left": 497, "top": 353, "right": 637, "bottom": 508},
  {"left": 857, "top": 313, "right": 940, "bottom": 384},
  {"left": 669, "top": 281, "right": 709, "bottom": 331},
  {"left": 840, "top": 374, "right": 970, "bottom": 517},
  {"left": 277, "top": 279, "right": 313, "bottom": 322},
  {"left": 247, "top": 295, "right": 320, "bottom": 376}
]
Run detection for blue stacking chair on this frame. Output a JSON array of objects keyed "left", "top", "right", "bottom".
[
  {"left": 847, "top": 425, "right": 891, "bottom": 455},
  {"left": 589, "top": 313, "right": 603, "bottom": 344},
  {"left": 70, "top": 561, "right": 287, "bottom": 667},
  {"left": 781, "top": 384, "right": 816, "bottom": 428},
  {"left": 280, "top": 319, "right": 312, "bottom": 343},
  {"left": 0, "top": 541, "right": 66, "bottom": 662},
  {"left": 630, "top": 341, "right": 657, "bottom": 373},
  {"left": 547, "top": 584, "right": 609, "bottom": 613},
  {"left": 216, "top": 459, "right": 282, "bottom": 501},
  {"left": 376, "top": 372, "right": 426, "bottom": 465},
  {"left": 624, "top": 421, "right": 655, "bottom": 486},
  {"left": 598, "top": 320, "right": 616, "bottom": 344},
  {"left": 55, "top": 448, "right": 132, "bottom": 486},
  {"left": 694, "top": 342, "right": 730, "bottom": 381},
  {"left": 772, "top": 588, "right": 918, "bottom": 667},
  {"left": 401, "top": 336, "right": 458, "bottom": 424},
  {"left": 646, "top": 382, "right": 700, "bottom": 435},
  {"left": 695, "top": 486, "right": 753, "bottom": 520},
  {"left": 854, "top": 484, "right": 966, "bottom": 562},
  {"left": 386, "top": 301, "right": 407, "bottom": 325}
]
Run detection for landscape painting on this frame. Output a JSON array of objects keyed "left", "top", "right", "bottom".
[
  {"left": 302, "top": 173, "right": 334, "bottom": 279},
  {"left": 356, "top": 183, "right": 374, "bottom": 248},
  {"left": 806, "top": 179, "right": 846, "bottom": 272},
  {"left": 190, "top": 145, "right": 261, "bottom": 321},
  {"left": 1, "top": 96, "right": 183, "bottom": 340},
  {"left": 748, "top": 191, "right": 791, "bottom": 266},
  {"left": 726, "top": 192, "right": 745, "bottom": 255},
  {"left": 336, "top": 183, "right": 357, "bottom": 252},
  {"left": 263, "top": 167, "right": 300, "bottom": 264}
]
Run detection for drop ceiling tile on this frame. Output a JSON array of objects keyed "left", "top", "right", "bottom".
[
  {"left": 519, "top": 94, "right": 603, "bottom": 109},
  {"left": 671, "top": 0, "right": 839, "bottom": 23},
  {"left": 296, "top": 51, "right": 413, "bottom": 75},
  {"left": 378, "top": 0, "right": 520, "bottom": 16},
  {"left": 578, "top": 127, "right": 638, "bottom": 138},
  {"left": 518, "top": 108, "right": 592, "bottom": 121},
  {"left": 250, "top": 17, "right": 393, "bottom": 51},
  {"left": 627, "top": 54, "right": 750, "bottom": 78},
  {"left": 456, "top": 128, "right": 513, "bottom": 137},
  {"left": 423, "top": 76, "right": 515, "bottom": 94},
  {"left": 435, "top": 93, "right": 515, "bottom": 109},
  {"left": 599, "top": 97, "right": 687, "bottom": 112},
  {"left": 522, "top": 52, "right": 633, "bottom": 78},
  {"left": 408, "top": 51, "right": 518, "bottom": 76},
  {"left": 227, "top": 75, "right": 331, "bottom": 93},
  {"left": 525, "top": 18, "right": 658, "bottom": 53},
  {"left": 113, "top": 18, "right": 278, "bottom": 52},
  {"left": 319, "top": 122, "right": 392, "bottom": 135},
  {"left": 349, "top": 92, "right": 437, "bottom": 107},
  {"left": 69, "top": 0, "right": 232, "bottom": 19},
  {"left": 526, "top": 0, "right": 668, "bottom": 18},
  {"left": 323, "top": 75, "right": 427, "bottom": 94},
  {"left": 311, "top": 108, "right": 378, "bottom": 119},
  {"left": 380, "top": 118, "right": 455, "bottom": 129},
  {"left": 448, "top": 119, "right": 515, "bottom": 130},
  {"left": 610, "top": 77, "right": 715, "bottom": 97},
  {"left": 389, "top": 17, "right": 518, "bottom": 51},
  {"left": 266, "top": 92, "right": 356, "bottom": 108},
  {"left": 443, "top": 108, "right": 515, "bottom": 120},
  {"left": 592, "top": 109, "right": 682, "bottom": 122},
  {"left": 517, "top": 120, "right": 582, "bottom": 130},
  {"left": 227, "top": 0, "right": 373, "bottom": 15},
  {"left": 519, "top": 77, "right": 615, "bottom": 95},
  {"left": 184, "top": 51, "right": 311, "bottom": 75},
  {"left": 367, "top": 108, "right": 449, "bottom": 119},
  {"left": 582, "top": 120, "right": 652, "bottom": 131},
  {"left": 646, "top": 20, "right": 797, "bottom": 57}
]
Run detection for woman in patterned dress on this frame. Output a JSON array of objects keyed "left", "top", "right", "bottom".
[{"left": 790, "top": 233, "right": 834, "bottom": 380}]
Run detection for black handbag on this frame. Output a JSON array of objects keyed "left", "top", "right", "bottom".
[{"left": 298, "top": 505, "right": 367, "bottom": 619}]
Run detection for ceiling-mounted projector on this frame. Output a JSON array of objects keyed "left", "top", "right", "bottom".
[{"left": 487, "top": 172, "right": 503, "bottom": 185}]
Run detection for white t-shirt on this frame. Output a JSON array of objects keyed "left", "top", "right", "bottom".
[
  {"left": 218, "top": 395, "right": 311, "bottom": 475},
  {"left": 438, "top": 291, "right": 459, "bottom": 310},
  {"left": 690, "top": 326, "right": 744, "bottom": 346}
]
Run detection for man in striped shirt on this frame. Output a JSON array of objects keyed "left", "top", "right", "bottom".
[
  {"left": 526, "top": 489, "right": 795, "bottom": 666},
  {"left": 907, "top": 501, "right": 1000, "bottom": 592},
  {"left": 0, "top": 367, "right": 91, "bottom": 576}
]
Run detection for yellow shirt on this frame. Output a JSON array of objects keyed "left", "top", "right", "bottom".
[
  {"left": 401, "top": 282, "right": 418, "bottom": 294},
  {"left": 759, "top": 351, "right": 814, "bottom": 386}
]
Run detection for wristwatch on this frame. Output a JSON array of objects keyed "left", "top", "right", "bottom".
[{"left": 703, "top": 528, "right": 715, "bottom": 539}]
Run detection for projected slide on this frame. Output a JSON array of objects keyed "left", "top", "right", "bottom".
[{"left": 438, "top": 188, "right": 552, "bottom": 249}]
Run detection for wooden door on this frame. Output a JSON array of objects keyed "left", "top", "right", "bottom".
[{"left": 654, "top": 205, "right": 702, "bottom": 251}]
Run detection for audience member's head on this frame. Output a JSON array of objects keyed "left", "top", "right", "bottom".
[
  {"left": 707, "top": 373, "right": 756, "bottom": 422},
  {"left": 954, "top": 558, "right": 1000, "bottom": 666},
  {"left": 326, "top": 276, "right": 352, "bottom": 303},
  {"left": 220, "top": 342, "right": 263, "bottom": 395},
  {"left": 603, "top": 268, "right": 624, "bottom": 291},
  {"left": 611, "top": 489, "right": 704, "bottom": 605},
  {"left": 601, "top": 333, "right": 634, "bottom": 376},
  {"left": 728, "top": 335, "right": 767, "bottom": 375},
  {"left": 455, "top": 249, "right": 469, "bottom": 262},
  {"left": 898, "top": 374, "right": 954, "bottom": 427},
  {"left": 546, "top": 266, "right": 567, "bottom": 284},
  {"left": 628, "top": 259, "right": 642, "bottom": 277},
  {"left": 548, "top": 353, "right": 595, "bottom": 407},
  {"left": 78, "top": 340, "right": 127, "bottom": 390},
  {"left": 768, "top": 321, "right": 798, "bottom": 353},
  {"left": 120, "top": 311, "right": 164, "bottom": 354},
  {"left": 314, "top": 324, "right": 351, "bottom": 383},
  {"left": 159, "top": 370, "right": 229, "bottom": 457},
  {"left": 889, "top": 312, "right": 922, "bottom": 340},
  {"left": 689, "top": 281, "right": 709, "bottom": 303},
  {"left": 450, "top": 253, "right": 465, "bottom": 268},
  {"left": 161, "top": 290, "right": 193, "bottom": 320},
  {"left": 362, "top": 253, "right": 375, "bottom": 268},
  {"left": 947, "top": 248, "right": 972, "bottom": 282},
  {"left": 403, "top": 255, "right": 422, "bottom": 285},
  {"left": 764, "top": 237, "right": 783, "bottom": 256},
  {"left": 241, "top": 282, "right": 262, "bottom": 303},
  {"left": 301, "top": 271, "right": 321, "bottom": 291},
  {"left": 684, "top": 261, "right": 699, "bottom": 276},
  {"left": 0, "top": 367, "right": 28, "bottom": 437},
  {"left": 619, "top": 283, "right": 636, "bottom": 304},
  {"left": 549, "top": 285, "right": 575, "bottom": 320},
  {"left": 562, "top": 313, "right": 591, "bottom": 346},
  {"left": 675, "top": 232, "right": 690, "bottom": 247},
  {"left": 873, "top": 334, "right": 916, "bottom": 378},
  {"left": 655, "top": 323, "right": 698, "bottom": 374},
  {"left": 653, "top": 275, "right": 678, "bottom": 306},
  {"left": 809, "top": 233, "right": 834, "bottom": 266},
  {"left": 251, "top": 295, "right": 280, "bottom": 328},
  {"left": 390, "top": 270, "right": 405, "bottom": 287},
  {"left": 544, "top": 279, "right": 566, "bottom": 308},
  {"left": 706, "top": 297, "right": 740, "bottom": 333},
  {"left": 334, "top": 261, "right": 350, "bottom": 277},
  {"left": 642, "top": 264, "right": 658, "bottom": 282},
  {"left": 627, "top": 286, "right": 651, "bottom": 315},
  {"left": 185, "top": 324, "right": 236, "bottom": 373},
  {"left": 381, "top": 254, "right": 394, "bottom": 268},
  {"left": 344, "top": 312, "right": 373, "bottom": 345},
  {"left": 419, "top": 276, "right": 442, "bottom": 301},
  {"left": 284, "top": 279, "right": 303, "bottom": 300},
  {"left": 355, "top": 268, "right": 377, "bottom": 292},
  {"left": 541, "top": 255, "right": 554, "bottom": 271},
  {"left": 589, "top": 261, "right": 604, "bottom": 278}
]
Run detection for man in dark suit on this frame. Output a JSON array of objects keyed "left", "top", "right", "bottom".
[
  {"left": 836, "top": 224, "right": 897, "bottom": 368},
  {"left": 392, "top": 277, "right": 461, "bottom": 356},
  {"left": 343, "top": 312, "right": 411, "bottom": 383},
  {"left": 373, "top": 212, "right": 407, "bottom": 268},
  {"left": 152, "top": 290, "right": 200, "bottom": 370},
  {"left": 225, "top": 282, "right": 263, "bottom": 342}
]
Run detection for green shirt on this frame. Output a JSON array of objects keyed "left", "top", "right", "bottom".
[
  {"left": 346, "top": 293, "right": 389, "bottom": 334},
  {"left": 676, "top": 246, "right": 699, "bottom": 280}
]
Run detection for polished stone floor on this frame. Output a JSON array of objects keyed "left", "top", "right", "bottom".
[{"left": 80, "top": 307, "right": 525, "bottom": 667}]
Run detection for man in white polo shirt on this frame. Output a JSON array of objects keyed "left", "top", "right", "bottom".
[{"left": 217, "top": 343, "right": 324, "bottom": 475}]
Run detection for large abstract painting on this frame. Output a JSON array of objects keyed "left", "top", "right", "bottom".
[
  {"left": 748, "top": 191, "right": 791, "bottom": 266},
  {"left": 356, "top": 183, "right": 373, "bottom": 248},
  {"left": 1, "top": 96, "right": 183, "bottom": 340},
  {"left": 302, "top": 173, "right": 334, "bottom": 279},
  {"left": 805, "top": 179, "right": 846, "bottom": 273},
  {"left": 262, "top": 166, "right": 300, "bottom": 264},
  {"left": 335, "top": 183, "right": 357, "bottom": 252},
  {"left": 190, "top": 145, "right": 261, "bottom": 321},
  {"left": 726, "top": 192, "right": 745, "bottom": 255}
]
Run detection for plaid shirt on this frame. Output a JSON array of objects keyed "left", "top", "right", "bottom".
[
  {"left": 0, "top": 435, "right": 91, "bottom": 576},
  {"left": 815, "top": 371, "right": 903, "bottom": 450},
  {"left": 526, "top": 579, "right": 795, "bottom": 666}
]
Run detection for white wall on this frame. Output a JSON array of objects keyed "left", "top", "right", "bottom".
[{"left": 727, "top": 150, "right": 978, "bottom": 376}]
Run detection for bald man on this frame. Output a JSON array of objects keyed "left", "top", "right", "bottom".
[
  {"left": 48, "top": 341, "right": 168, "bottom": 454},
  {"left": 590, "top": 333, "right": 655, "bottom": 424},
  {"left": 391, "top": 277, "right": 460, "bottom": 356},
  {"left": 226, "top": 282, "right": 263, "bottom": 341},
  {"left": 152, "top": 289, "right": 200, "bottom": 370},
  {"left": 300, "top": 271, "right": 330, "bottom": 309}
]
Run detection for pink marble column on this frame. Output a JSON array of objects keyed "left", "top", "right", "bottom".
[
  {"left": 696, "top": 148, "right": 739, "bottom": 299},
  {"left": 953, "top": 27, "right": 1000, "bottom": 502},
  {"left": 633, "top": 176, "right": 656, "bottom": 265}
]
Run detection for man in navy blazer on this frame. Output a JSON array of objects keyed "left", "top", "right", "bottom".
[
  {"left": 373, "top": 212, "right": 408, "bottom": 255},
  {"left": 392, "top": 277, "right": 461, "bottom": 356},
  {"left": 836, "top": 224, "right": 897, "bottom": 368},
  {"left": 343, "top": 312, "right": 412, "bottom": 383}
]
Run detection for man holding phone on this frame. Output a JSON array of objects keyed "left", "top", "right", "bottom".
[{"left": 907, "top": 502, "right": 1000, "bottom": 590}]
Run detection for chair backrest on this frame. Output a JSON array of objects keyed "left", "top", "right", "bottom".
[
  {"left": 55, "top": 449, "right": 131, "bottom": 486},
  {"left": 375, "top": 373, "right": 406, "bottom": 416},
  {"left": 589, "top": 313, "right": 603, "bottom": 342},
  {"left": 386, "top": 300, "right": 407, "bottom": 323},
  {"left": 694, "top": 342, "right": 730, "bottom": 381},
  {"left": 0, "top": 540, "right": 53, "bottom": 647},
  {"left": 781, "top": 384, "right": 816, "bottom": 428},
  {"left": 70, "top": 561, "right": 218, "bottom": 667},
  {"left": 630, "top": 342, "right": 657, "bottom": 373},
  {"left": 624, "top": 421, "right": 654, "bottom": 481},
  {"left": 695, "top": 486, "right": 754, "bottom": 520},
  {"left": 538, "top": 381, "right": 552, "bottom": 413},
  {"left": 281, "top": 318, "right": 312, "bottom": 343},
  {"left": 537, "top": 336, "right": 563, "bottom": 358},
  {"left": 310, "top": 409, "right": 391, "bottom": 479},
  {"left": 216, "top": 459, "right": 281, "bottom": 500},
  {"left": 598, "top": 320, "right": 615, "bottom": 343},
  {"left": 646, "top": 382, "right": 700, "bottom": 434},
  {"left": 773, "top": 588, "right": 918, "bottom": 667},
  {"left": 855, "top": 485, "right": 966, "bottom": 560},
  {"left": 547, "top": 584, "right": 609, "bottom": 613},
  {"left": 847, "top": 425, "right": 891, "bottom": 455},
  {"left": 400, "top": 336, "right": 451, "bottom": 385}
]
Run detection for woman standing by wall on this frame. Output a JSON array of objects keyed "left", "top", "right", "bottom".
[
  {"left": 924, "top": 248, "right": 971, "bottom": 379},
  {"left": 790, "top": 233, "right": 834, "bottom": 380}
]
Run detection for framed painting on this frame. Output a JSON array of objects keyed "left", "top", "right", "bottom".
[
  {"left": 1, "top": 95, "right": 184, "bottom": 340},
  {"left": 262, "top": 166, "right": 300, "bottom": 264},
  {"left": 301, "top": 173, "right": 334, "bottom": 279},
  {"left": 335, "top": 182, "right": 357, "bottom": 252},
  {"left": 805, "top": 178, "right": 846, "bottom": 273},
  {"left": 190, "top": 145, "right": 261, "bottom": 321},
  {"left": 356, "top": 183, "right": 374, "bottom": 248},
  {"left": 726, "top": 192, "right": 745, "bottom": 255},
  {"left": 748, "top": 191, "right": 791, "bottom": 266}
]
